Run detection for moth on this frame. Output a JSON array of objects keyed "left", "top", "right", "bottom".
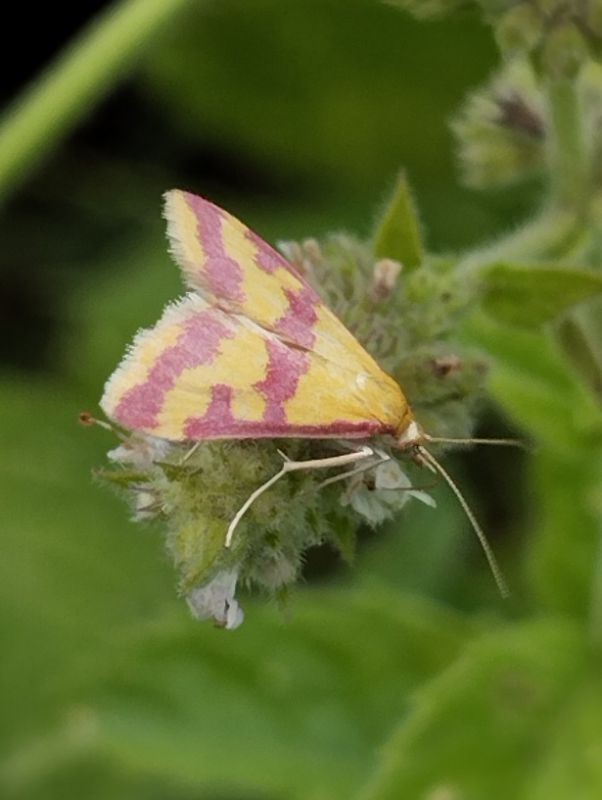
[{"left": 101, "top": 190, "right": 512, "bottom": 595}]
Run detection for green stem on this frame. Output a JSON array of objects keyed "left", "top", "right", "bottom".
[
  {"left": 459, "top": 78, "right": 591, "bottom": 275},
  {"left": 457, "top": 206, "right": 579, "bottom": 274},
  {"left": 546, "top": 78, "right": 590, "bottom": 211},
  {"left": 546, "top": 84, "right": 602, "bottom": 650},
  {"left": 0, "top": 0, "right": 196, "bottom": 204}
]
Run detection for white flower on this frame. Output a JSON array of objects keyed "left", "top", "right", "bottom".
[
  {"left": 131, "top": 489, "right": 158, "bottom": 521},
  {"left": 186, "top": 569, "right": 244, "bottom": 630},
  {"left": 108, "top": 433, "right": 172, "bottom": 470},
  {"left": 373, "top": 459, "right": 436, "bottom": 507},
  {"left": 346, "top": 458, "right": 435, "bottom": 526}
]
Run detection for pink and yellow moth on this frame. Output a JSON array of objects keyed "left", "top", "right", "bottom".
[{"left": 101, "top": 190, "right": 511, "bottom": 595}]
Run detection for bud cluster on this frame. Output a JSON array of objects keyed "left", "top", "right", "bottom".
[{"left": 99, "top": 228, "right": 486, "bottom": 627}]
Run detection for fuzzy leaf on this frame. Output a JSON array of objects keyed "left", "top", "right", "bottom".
[
  {"left": 525, "top": 448, "right": 602, "bottom": 616},
  {"left": 1, "top": 585, "right": 471, "bottom": 799},
  {"left": 373, "top": 172, "right": 424, "bottom": 269},
  {"left": 0, "top": 373, "right": 474, "bottom": 800},
  {"left": 481, "top": 262, "right": 602, "bottom": 327},
  {"left": 88, "top": 590, "right": 468, "bottom": 798},
  {"left": 464, "top": 313, "right": 602, "bottom": 614},
  {"left": 465, "top": 312, "right": 602, "bottom": 454},
  {"left": 556, "top": 298, "right": 602, "bottom": 402},
  {"left": 525, "top": 679, "right": 602, "bottom": 798},
  {"left": 359, "top": 620, "right": 589, "bottom": 800},
  {"left": 0, "top": 380, "right": 176, "bottom": 758}
]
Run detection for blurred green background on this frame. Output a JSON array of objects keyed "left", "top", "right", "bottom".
[{"left": 2, "top": 1, "right": 602, "bottom": 798}]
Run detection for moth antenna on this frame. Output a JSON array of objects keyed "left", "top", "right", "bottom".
[
  {"left": 79, "top": 411, "right": 120, "bottom": 434},
  {"left": 416, "top": 445, "right": 510, "bottom": 599},
  {"left": 423, "top": 433, "right": 525, "bottom": 449}
]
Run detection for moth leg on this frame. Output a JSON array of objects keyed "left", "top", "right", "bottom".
[
  {"left": 179, "top": 441, "right": 201, "bottom": 465},
  {"left": 225, "top": 445, "right": 375, "bottom": 548},
  {"left": 313, "top": 449, "right": 391, "bottom": 491}
]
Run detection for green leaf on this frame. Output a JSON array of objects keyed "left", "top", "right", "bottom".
[
  {"left": 556, "top": 298, "right": 602, "bottom": 403},
  {"left": 0, "top": 370, "right": 472, "bottom": 799},
  {"left": 464, "top": 312, "right": 602, "bottom": 454},
  {"left": 359, "top": 620, "right": 589, "bottom": 800},
  {"left": 464, "top": 313, "right": 602, "bottom": 615},
  {"left": 525, "top": 677, "right": 602, "bottom": 799},
  {"left": 373, "top": 172, "right": 424, "bottom": 269},
  {"left": 0, "top": 379, "right": 176, "bottom": 756},
  {"left": 481, "top": 262, "right": 602, "bottom": 327},
  {"left": 525, "top": 449, "right": 602, "bottom": 617},
  {"left": 1, "top": 586, "right": 471, "bottom": 799}
]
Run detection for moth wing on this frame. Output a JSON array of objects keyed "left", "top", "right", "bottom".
[
  {"left": 163, "top": 190, "right": 400, "bottom": 382},
  {"left": 100, "top": 293, "right": 406, "bottom": 442}
]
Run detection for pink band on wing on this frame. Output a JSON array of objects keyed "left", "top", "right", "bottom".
[
  {"left": 186, "top": 193, "right": 245, "bottom": 303},
  {"left": 184, "top": 401, "right": 391, "bottom": 439},
  {"left": 182, "top": 192, "right": 321, "bottom": 350},
  {"left": 254, "top": 339, "right": 310, "bottom": 425},
  {"left": 273, "top": 285, "right": 319, "bottom": 349},
  {"left": 114, "top": 310, "right": 233, "bottom": 429},
  {"left": 246, "top": 228, "right": 292, "bottom": 274}
]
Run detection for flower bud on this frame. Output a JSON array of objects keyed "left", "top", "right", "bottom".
[
  {"left": 495, "top": 3, "right": 542, "bottom": 57},
  {"left": 540, "top": 20, "right": 590, "bottom": 80},
  {"left": 370, "top": 258, "right": 403, "bottom": 302},
  {"left": 452, "top": 59, "right": 545, "bottom": 187},
  {"left": 302, "top": 237, "right": 323, "bottom": 264}
]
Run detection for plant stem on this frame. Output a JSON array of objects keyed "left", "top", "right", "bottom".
[
  {"left": 457, "top": 206, "right": 579, "bottom": 274},
  {"left": 0, "top": 0, "right": 196, "bottom": 204},
  {"left": 547, "top": 82, "right": 602, "bottom": 647},
  {"left": 459, "top": 78, "right": 590, "bottom": 275},
  {"left": 546, "top": 78, "right": 590, "bottom": 211},
  {"left": 457, "top": 70, "right": 602, "bottom": 642}
]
